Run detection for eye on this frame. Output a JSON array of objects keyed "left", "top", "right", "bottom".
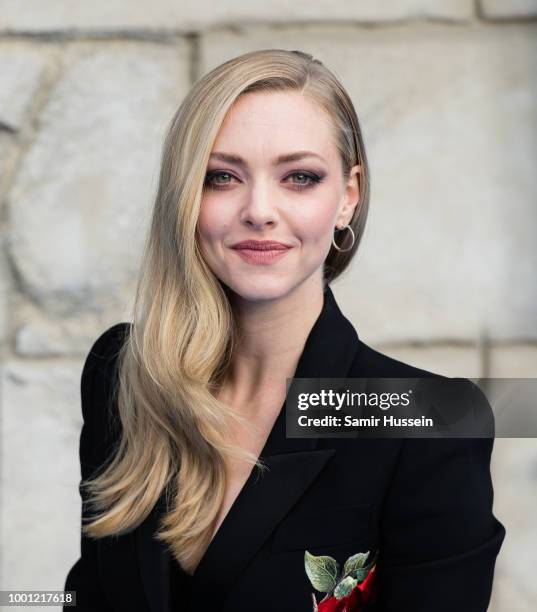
[
  {"left": 285, "top": 171, "right": 324, "bottom": 192},
  {"left": 204, "top": 171, "right": 237, "bottom": 191}
]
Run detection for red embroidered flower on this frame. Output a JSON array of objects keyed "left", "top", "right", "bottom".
[{"left": 305, "top": 549, "right": 379, "bottom": 612}]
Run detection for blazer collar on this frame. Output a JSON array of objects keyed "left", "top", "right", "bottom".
[{"left": 136, "top": 284, "right": 360, "bottom": 612}]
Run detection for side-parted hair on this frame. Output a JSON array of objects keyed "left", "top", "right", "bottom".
[{"left": 81, "top": 48, "right": 371, "bottom": 574}]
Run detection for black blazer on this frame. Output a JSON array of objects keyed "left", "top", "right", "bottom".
[{"left": 64, "top": 285, "right": 506, "bottom": 611}]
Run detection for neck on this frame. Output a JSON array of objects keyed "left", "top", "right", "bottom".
[{"left": 220, "top": 276, "right": 326, "bottom": 413}]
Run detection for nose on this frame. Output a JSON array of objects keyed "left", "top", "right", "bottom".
[{"left": 239, "top": 180, "right": 279, "bottom": 229}]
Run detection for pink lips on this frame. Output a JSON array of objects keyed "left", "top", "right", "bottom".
[{"left": 231, "top": 240, "right": 293, "bottom": 265}]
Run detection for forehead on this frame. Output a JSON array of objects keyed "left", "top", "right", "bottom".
[{"left": 211, "top": 91, "right": 339, "bottom": 164}]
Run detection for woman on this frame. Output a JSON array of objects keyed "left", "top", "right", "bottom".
[{"left": 64, "top": 49, "right": 506, "bottom": 611}]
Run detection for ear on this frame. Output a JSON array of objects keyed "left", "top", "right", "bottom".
[{"left": 335, "top": 164, "right": 361, "bottom": 228}]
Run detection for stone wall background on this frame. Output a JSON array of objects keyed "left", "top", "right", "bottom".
[{"left": 0, "top": 1, "right": 536, "bottom": 610}]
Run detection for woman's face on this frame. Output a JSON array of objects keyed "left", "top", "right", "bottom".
[{"left": 197, "top": 90, "right": 360, "bottom": 302}]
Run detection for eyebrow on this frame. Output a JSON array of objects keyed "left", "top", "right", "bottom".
[{"left": 208, "top": 150, "right": 327, "bottom": 167}]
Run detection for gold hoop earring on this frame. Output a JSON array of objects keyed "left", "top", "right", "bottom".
[{"left": 332, "top": 224, "right": 355, "bottom": 253}]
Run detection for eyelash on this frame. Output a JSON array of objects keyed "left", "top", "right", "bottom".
[{"left": 204, "top": 170, "right": 324, "bottom": 192}]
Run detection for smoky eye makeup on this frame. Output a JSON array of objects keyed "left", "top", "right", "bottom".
[
  {"left": 203, "top": 168, "right": 327, "bottom": 192},
  {"left": 285, "top": 170, "right": 326, "bottom": 191}
]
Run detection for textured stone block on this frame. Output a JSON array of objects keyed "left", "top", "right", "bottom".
[
  {"left": 0, "top": 0, "right": 475, "bottom": 32},
  {"left": 480, "top": 0, "right": 537, "bottom": 18},
  {"left": 1, "top": 359, "right": 84, "bottom": 593},
  {"left": 0, "top": 43, "right": 51, "bottom": 131},
  {"left": 8, "top": 42, "right": 189, "bottom": 328}
]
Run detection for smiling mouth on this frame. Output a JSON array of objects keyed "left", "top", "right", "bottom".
[{"left": 231, "top": 246, "right": 292, "bottom": 265}]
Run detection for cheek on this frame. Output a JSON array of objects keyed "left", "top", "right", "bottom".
[
  {"left": 197, "top": 197, "right": 231, "bottom": 243},
  {"left": 294, "top": 198, "right": 338, "bottom": 244}
]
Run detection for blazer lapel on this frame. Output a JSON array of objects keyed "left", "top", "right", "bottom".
[
  {"left": 190, "top": 447, "right": 337, "bottom": 609},
  {"left": 136, "top": 285, "right": 360, "bottom": 611}
]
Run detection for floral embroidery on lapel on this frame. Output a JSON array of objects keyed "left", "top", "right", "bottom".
[{"left": 304, "top": 548, "right": 379, "bottom": 611}]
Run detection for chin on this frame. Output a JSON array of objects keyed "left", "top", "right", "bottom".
[{"left": 224, "top": 278, "right": 296, "bottom": 303}]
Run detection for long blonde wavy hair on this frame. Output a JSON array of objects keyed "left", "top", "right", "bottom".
[{"left": 81, "top": 48, "right": 371, "bottom": 574}]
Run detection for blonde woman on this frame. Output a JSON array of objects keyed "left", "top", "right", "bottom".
[{"left": 64, "top": 49, "right": 505, "bottom": 611}]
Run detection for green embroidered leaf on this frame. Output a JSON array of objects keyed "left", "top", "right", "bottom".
[
  {"left": 334, "top": 576, "right": 357, "bottom": 599},
  {"left": 351, "top": 568, "right": 370, "bottom": 582},
  {"left": 342, "top": 550, "right": 370, "bottom": 578},
  {"left": 365, "top": 549, "right": 379, "bottom": 569},
  {"left": 304, "top": 551, "right": 340, "bottom": 593},
  {"left": 343, "top": 549, "right": 379, "bottom": 581}
]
